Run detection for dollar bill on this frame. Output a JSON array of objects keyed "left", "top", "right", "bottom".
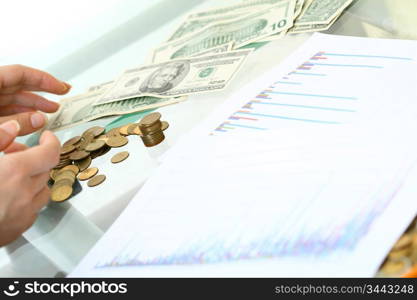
[
  {"left": 192, "top": 42, "right": 234, "bottom": 56},
  {"left": 167, "top": 12, "right": 250, "bottom": 42},
  {"left": 151, "top": 0, "right": 295, "bottom": 63},
  {"left": 257, "top": 0, "right": 304, "bottom": 42},
  {"left": 93, "top": 49, "right": 252, "bottom": 106},
  {"left": 293, "top": 0, "right": 306, "bottom": 19},
  {"left": 47, "top": 91, "right": 185, "bottom": 131},
  {"left": 188, "top": 0, "right": 285, "bottom": 19},
  {"left": 295, "top": 0, "right": 352, "bottom": 25},
  {"left": 256, "top": 29, "right": 287, "bottom": 42},
  {"left": 146, "top": 42, "right": 234, "bottom": 66},
  {"left": 289, "top": 12, "right": 340, "bottom": 33}
]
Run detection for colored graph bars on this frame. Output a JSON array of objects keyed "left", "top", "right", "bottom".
[
  {"left": 214, "top": 51, "right": 412, "bottom": 133},
  {"left": 94, "top": 173, "right": 405, "bottom": 268}
]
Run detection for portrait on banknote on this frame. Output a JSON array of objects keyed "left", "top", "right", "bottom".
[{"left": 139, "top": 61, "right": 190, "bottom": 93}]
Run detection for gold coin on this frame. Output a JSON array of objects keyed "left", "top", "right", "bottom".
[
  {"left": 127, "top": 124, "right": 140, "bottom": 135},
  {"left": 106, "top": 136, "right": 128, "bottom": 148},
  {"left": 99, "top": 145, "right": 111, "bottom": 156},
  {"left": 59, "top": 154, "right": 71, "bottom": 161},
  {"left": 139, "top": 112, "right": 161, "bottom": 127},
  {"left": 411, "top": 233, "right": 417, "bottom": 261},
  {"left": 393, "top": 234, "right": 413, "bottom": 251},
  {"left": 90, "top": 150, "right": 101, "bottom": 159},
  {"left": 54, "top": 171, "right": 76, "bottom": 184},
  {"left": 91, "top": 145, "right": 111, "bottom": 159},
  {"left": 53, "top": 178, "right": 74, "bottom": 187},
  {"left": 55, "top": 169, "right": 76, "bottom": 177},
  {"left": 77, "top": 167, "right": 99, "bottom": 181},
  {"left": 54, "top": 161, "right": 71, "bottom": 169},
  {"left": 50, "top": 169, "right": 59, "bottom": 180},
  {"left": 82, "top": 132, "right": 95, "bottom": 143},
  {"left": 58, "top": 157, "right": 71, "bottom": 163},
  {"left": 76, "top": 137, "right": 89, "bottom": 150},
  {"left": 106, "top": 127, "right": 122, "bottom": 137},
  {"left": 55, "top": 158, "right": 71, "bottom": 169},
  {"left": 111, "top": 151, "right": 130, "bottom": 163},
  {"left": 63, "top": 136, "right": 82, "bottom": 147},
  {"left": 388, "top": 247, "right": 411, "bottom": 260},
  {"left": 55, "top": 158, "right": 71, "bottom": 164},
  {"left": 119, "top": 124, "right": 132, "bottom": 136},
  {"left": 412, "top": 233, "right": 417, "bottom": 248},
  {"left": 87, "top": 174, "right": 106, "bottom": 187},
  {"left": 74, "top": 156, "right": 92, "bottom": 171},
  {"left": 61, "top": 165, "right": 80, "bottom": 175},
  {"left": 161, "top": 121, "right": 169, "bottom": 131},
  {"left": 380, "top": 259, "right": 406, "bottom": 275},
  {"left": 85, "top": 140, "right": 106, "bottom": 152},
  {"left": 133, "top": 126, "right": 142, "bottom": 135},
  {"left": 51, "top": 185, "right": 73, "bottom": 202},
  {"left": 96, "top": 135, "right": 109, "bottom": 142},
  {"left": 140, "top": 131, "right": 165, "bottom": 147},
  {"left": 61, "top": 144, "right": 76, "bottom": 155},
  {"left": 69, "top": 150, "right": 90, "bottom": 161},
  {"left": 139, "top": 120, "right": 162, "bottom": 135},
  {"left": 83, "top": 126, "right": 105, "bottom": 137}
]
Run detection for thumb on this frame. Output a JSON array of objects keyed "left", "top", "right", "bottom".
[{"left": 0, "top": 120, "right": 20, "bottom": 151}]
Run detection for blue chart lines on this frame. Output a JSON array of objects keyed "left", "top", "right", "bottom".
[
  {"left": 214, "top": 50, "right": 412, "bottom": 134},
  {"left": 263, "top": 90, "right": 357, "bottom": 100},
  {"left": 94, "top": 170, "right": 406, "bottom": 269},
  {"left": 323, "top": 52, "right": 413, "bottom": 60}
]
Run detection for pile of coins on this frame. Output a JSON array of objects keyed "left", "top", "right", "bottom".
[
  {"left": 377, "top": 216, "right": 417, "bottom": 277},
  {"left": 49, "top": 112, "right": 169, "bottom": 203},
  {"left": 50, "top": 165, "right": 79, "bottom": 202},
  {"left": 117, "top": 112, "right": 169, "bottom": 147},
  {"left": 138, "top": 112, "right": 169, "bottom": 147}
]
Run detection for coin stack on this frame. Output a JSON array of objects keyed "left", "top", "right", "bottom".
[
  {"left": 55, "top": 144, "right": 75, "bottom": 169},
  {"left": 377, "top": 216, "right": 417, "bottom": 277},
  {"left": 50, "top": 165, "right": 79, "bottom": 202},
  {"left": 137, "top": 112, "right": 169, "bottom": 147}
]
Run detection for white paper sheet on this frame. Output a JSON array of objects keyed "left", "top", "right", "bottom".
[
  {"left": 71, "top": 121, "right": 417, "bottom": 277},
  {"left": 71, "top": 33, "right": 417, "bottom": 277},
  {"left": 189, "top": 33, "right": 417, "bottom": 136}
]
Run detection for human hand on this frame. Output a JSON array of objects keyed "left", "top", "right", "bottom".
[
  {"left": 0, "top": 122, "right": 60, "bottom": 246},
  {"left": 0, "top": 64, "right": 71, "bottom": 136}
]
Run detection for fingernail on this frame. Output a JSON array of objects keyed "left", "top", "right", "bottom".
[
  {"left": 61, "top": 81, "right": 71, "bottom": 92},
  {"left": 0, "top": 120, "right": 20, "bottom": 135},
  {"left": 31, "top": 113, "right": 46, "bottom": 128}
]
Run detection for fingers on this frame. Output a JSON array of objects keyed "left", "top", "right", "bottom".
[
  {"left": 31, "top": 172, "right": 50, "bottom": 196},
  {"left": 6, "top": 130, "right": 60, "bottom": 175},
  {"left": 0, "top": 104, "right": 36, "bottom": 116},
  {"left": 0, "top": 112, "right": 47, "bottom": 135},
  {"left": 3, "top": 142, "right": 28, "bottom": 153},
  {"left": 0, "top": 120, "right": 20, "bottom": 151},
  {"left": 0, "top": 65, "right": 71, "bottom": 95},
  {"left": 31, "top": 186, "right": 51, "bottom": 213},
  {"left": 0, "top": 92, "right": 60, "bottom": 113}
]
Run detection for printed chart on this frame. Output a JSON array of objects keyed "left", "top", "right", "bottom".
[{"left": 214, "top": 47, "right": 413, "bottom": 134}]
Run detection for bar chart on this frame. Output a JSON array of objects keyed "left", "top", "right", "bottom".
[{"left": 214, "top": 49, "right": 412, "bottom": 134}]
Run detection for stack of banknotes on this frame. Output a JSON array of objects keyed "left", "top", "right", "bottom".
[{"left": 48, "top": 0, "right": 353, "bottom": 131}]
